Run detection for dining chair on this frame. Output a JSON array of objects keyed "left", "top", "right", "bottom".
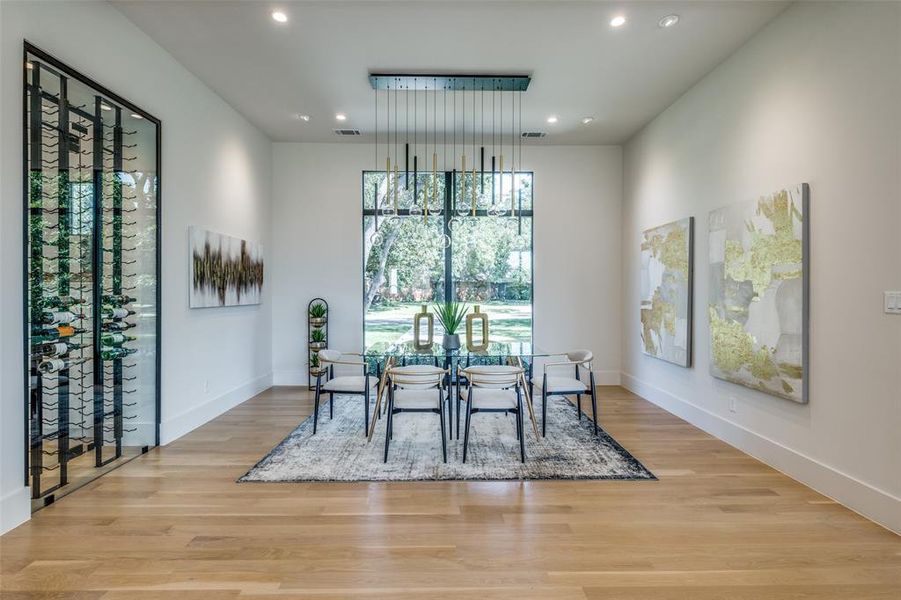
[
  {"left": 383, "top": 364, "right": 448, "bottom": 463},
  {"left": 314, "top": 349, "right": 371, "bottom": 436},
  {"left": 459, "top": 365, "right": 526, "bottom": 463},
  {"left": 531, "top": 350, "right": 598, "bottom": 437}
]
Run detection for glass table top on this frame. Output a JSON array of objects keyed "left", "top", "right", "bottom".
[{"left": 364, "top": 340, "right": 550, "bottom": 359}]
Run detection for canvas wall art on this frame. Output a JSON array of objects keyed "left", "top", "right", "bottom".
[
  {"left": 640, "top": 217, "right": 693, "bottom": 367},
  {"left": 189, "top": 227, "right": 264, "bottom": 308},
  {"left": 707, "top": 184, "right": 809, "bottom": 403}
]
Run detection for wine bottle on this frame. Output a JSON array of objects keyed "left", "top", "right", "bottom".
[
  {"left": 30, "top": 325, "right": 87, "bottom": 343},
  {"left": 100, "top": 333, "right": 136, "bottom": 346},
  {"left": 42, "top": 296, "right": 87, "bottom": 309},
  {"left": 33, "top": 341, "right": 83, "bottom": 357},
  {"left": 102, "top": 294, "right": 136, "bottom": 306},
  {"left": 101, "top": 321, "right": 136, "bottom": 332},
  {"left": 36, "top": 310, "right": 83, "bottom": 326},
  {"left": 99, "top": 346, "right": 137, "bottom": 360},
  {"left": 101, "top": 306, "right": 135, "bottom": 320},
  {"left": 38, "top": 356, "right": 88, "bottom": 374}
]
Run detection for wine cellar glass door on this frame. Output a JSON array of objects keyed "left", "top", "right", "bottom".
[{"left": 24, "top": 43, "right": 161, "bottom": 510}]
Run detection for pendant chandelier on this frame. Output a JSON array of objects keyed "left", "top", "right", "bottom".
[{"left": 370, "top": 74, "right": 531, "bottom": 244}]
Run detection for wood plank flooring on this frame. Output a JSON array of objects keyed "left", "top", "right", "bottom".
[{"left": 1, "top": 385, "right": 898, "bottom": 599}]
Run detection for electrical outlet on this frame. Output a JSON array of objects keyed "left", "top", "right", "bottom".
[
  {"left": 885, "top": 291, "right": 901, "bottom": 314},
  {"left": 203, "top": 380, "right": 209, "bottom": 394},
  {"left": 729, "top": 395, "right": 737, "bottom": 413}
]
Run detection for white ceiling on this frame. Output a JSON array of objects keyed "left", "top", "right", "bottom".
[{"left": 112, "top": 0, "right": 788, "bottom": 144}]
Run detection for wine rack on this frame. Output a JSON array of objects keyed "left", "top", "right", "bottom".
[
  {"left": 23, "top": 44, "right": 160, "bottom": 509},
  {"left": 307, "top": 298, "right": 328, "bottom": 389}
]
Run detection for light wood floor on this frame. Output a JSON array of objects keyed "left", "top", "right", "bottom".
[{"left": 1, "top": 386, "right": 899, "bottom": 599}]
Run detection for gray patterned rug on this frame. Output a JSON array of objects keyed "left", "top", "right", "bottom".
[{"left": 239, "top": 394, "right": 655, "bottom": 482}]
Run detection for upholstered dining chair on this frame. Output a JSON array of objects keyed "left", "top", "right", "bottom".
[
  {"left": 459, "top": 365, "right": 527, "bottom": 463},
  {"left": 531, "top": 350, "right": 598, "bottom": 437},
  {"left": 314, "top": 349, "right": 371, "bottom": 436},
  {"left": 383, "top": 364, "right": 448, "bottom": 463}
]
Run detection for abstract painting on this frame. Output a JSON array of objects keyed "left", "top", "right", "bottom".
[
  {"left": 640, "top": 217, "right": 693, "bottom": 367},
  {"left": 189, "top": 227, "right": 264, "bottom": 308},
  {"left": 708, "top": 184, "right": 809, "bottom": 403}
]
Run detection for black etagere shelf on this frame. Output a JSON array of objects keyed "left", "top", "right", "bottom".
[
  {"left": 307, "top": 298, "right": 328, "bottom": 389},
  {"left": 23, "top": 43, "right": 161, "bottom": 510}
]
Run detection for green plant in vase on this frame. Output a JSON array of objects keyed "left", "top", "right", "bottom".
[
  {"left": 432, "top": 301, "right": 468, "bottom": 350},
  {"left": 309, "top": 327, "right": 327, "bottom": 349},
  {"left": 309, "top": 302, "right": 328, "bottom": 326},
  {"left": 310, "top": 352, "right": 324, "bottom": 375}
]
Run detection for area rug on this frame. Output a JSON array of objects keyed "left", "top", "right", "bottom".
[{"left": 239, "top": 394, "right": 655, "bottom": 482}]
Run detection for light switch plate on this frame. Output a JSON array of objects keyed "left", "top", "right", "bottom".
[{"left": 885, "top": 291, "right": 901, "bottom": 314}]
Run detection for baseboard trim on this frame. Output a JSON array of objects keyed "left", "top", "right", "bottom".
[
  {"left": 160, "top": 372, "right": 273, "bottom": 445},
  {"left": 1, "top": 486, "right": 30, "bottom": 535},
  {"left": 592, "top": 370, "right": 621, "bottom": 386},
  {"left": 273, "top": 369, "right": 308, "bottom": 386},
  {"left": 621, "top": 372, "right": 901, "bottom": 534}
]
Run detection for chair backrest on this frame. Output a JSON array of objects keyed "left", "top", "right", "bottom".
[
  {"left": 317, "top": 349, "right": 341, "bottom": 364},
  {"left": 566, "top": 349, "right": 593, "bottom": 366},
  {"left": 463, "top": 365, "right": 523, "bottom": 389},
  {"left": 389, "top": 364, "right": 444, "bottom": 389}
]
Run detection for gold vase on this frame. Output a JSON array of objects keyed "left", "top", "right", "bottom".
[
  {"left": 465, "top": 305, "right": 489, "bottom": 352},
  {"left": 413, "top": 304, "right": 434, "bottom": 350}
]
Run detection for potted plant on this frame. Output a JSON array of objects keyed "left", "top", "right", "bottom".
[
  {"left": 309, "top": 302, "right": 327, "bottom": 327},
  {"left": 433, "top": 301, "right": 468, "bottom": 350},
  {"left": 309, "top": 327, "right": 326, "bottom": 350},
  {"left": 309, "top": 353, "right": 326, "bottom": 376}
]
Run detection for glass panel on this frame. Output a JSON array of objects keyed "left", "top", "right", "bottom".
[
  {"left": 452, "top": 216, "right": 532, "bottom": 343},
  {"left": 25, "top": 49, "right": 159, "bottom": 510}
]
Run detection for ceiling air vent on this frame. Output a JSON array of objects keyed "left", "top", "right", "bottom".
[
  {"left": 521, "top": 131, "right": 547, "bottom": 138},
  {"left": 334, "top": 128, "right": 361, "bottom": 136}
]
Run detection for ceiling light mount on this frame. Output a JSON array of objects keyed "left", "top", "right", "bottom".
[
  {"left": 271, "top": 10, "right": 288, "bottom": 23},
  {"left": 296, "top": 114, "right": 311, "bottom": 122},
  {"left": 610, "top": 15, "right": 626, "bottom": 28},
  {"left": 335, "top": 113, "right": 347, "bottom": 121},
  {"left": 368, "top": 73, "right": 531, "bottom": 92},
  {"left": 658, "top": 14, "right": 680, "bottom": 28},
  {"left": 581, "top": 116, "right": 595, "bottom": 125},
  {"left": 546, "top": 116, "right": 558, "bottom": 124}
]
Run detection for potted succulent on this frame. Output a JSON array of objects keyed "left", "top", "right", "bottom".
[
  {"left": 309, "top": 302, "right": 328, "bottom": 327},
  {"left": 309, "top": 353, "right": 326, "bottom": 376},
  {"left": 309, "top": 327, "right": 327, "bottom": 350},
  {"left": 433, "top": 301, "right": 468, "bottom": 350}
]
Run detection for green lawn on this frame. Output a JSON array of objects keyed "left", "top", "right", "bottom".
[{"left": 365, "top": 301, "right": 532, "bottom": 347}]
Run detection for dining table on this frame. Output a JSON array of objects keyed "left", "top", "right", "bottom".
[{"left": 363, "top": 341, "right": 552, "bottom": 441}]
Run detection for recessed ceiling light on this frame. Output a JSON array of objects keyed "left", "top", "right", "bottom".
[
  {"left": 610, "top": 15, "right": 626, "bottom": 28},
  {"left": 658, "top": 14, "right": 680, "bottom": 28},
  {"left": 271, "top": 10, "right": 288, "bottom": 23},
  {"left": 100, "top": 103, "right": 112, "bottom": 111},
  {"left": 581, "top": 116, "right": 595, "bottom": 125},
  {"left": 296, "top": 114, "right": 311, "bottom": 122},
  {"left": 335, "top": 113, "right": 347, "bottom": 121},
  {"left": 546, "top": 115, "right": 558, "bottom": 124},
  {"left": 131, "top": 113, "right": 143, "bottom": 120}
]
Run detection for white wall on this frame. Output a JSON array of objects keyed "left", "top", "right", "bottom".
[
  {"left": 271, "top": 143, "right": 622, "bottom": 386},
  {"left": 622, "top": 1, "right": 900, "bottom": 532},
  {"left": 1, "top": 0, "right": 273, "bottom": 533}
]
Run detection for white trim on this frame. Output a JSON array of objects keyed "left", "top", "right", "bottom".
[
  {"left": 592, "top": 370, "right": 621, "bottom": 386},
  {"left": 1, "top": 486, "right": 30, "bottom": 535},
  {"left": 160, "top": 372, "right": 273, "bottom": 445},
  {"left": 621, "top": 372, "right": 901, "bottom": 534},
  {"left": 273, "top": 369, "right": 308, "bottom": 386}
]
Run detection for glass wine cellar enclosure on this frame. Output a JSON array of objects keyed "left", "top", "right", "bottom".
[{"left": 23, "top": 43, "right": 161, "bottom": 510}]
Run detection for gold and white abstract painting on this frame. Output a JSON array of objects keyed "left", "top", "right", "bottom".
[
  {"left": 708, "top": 184, "right": 809, "bottom": 403},
  {"left": 640, "top": 217, "right": 693, "bottom": 367}
]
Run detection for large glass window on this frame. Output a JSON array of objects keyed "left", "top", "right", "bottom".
[{"left": 363, "top": 171, "right": 533, "bottom": 348}]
